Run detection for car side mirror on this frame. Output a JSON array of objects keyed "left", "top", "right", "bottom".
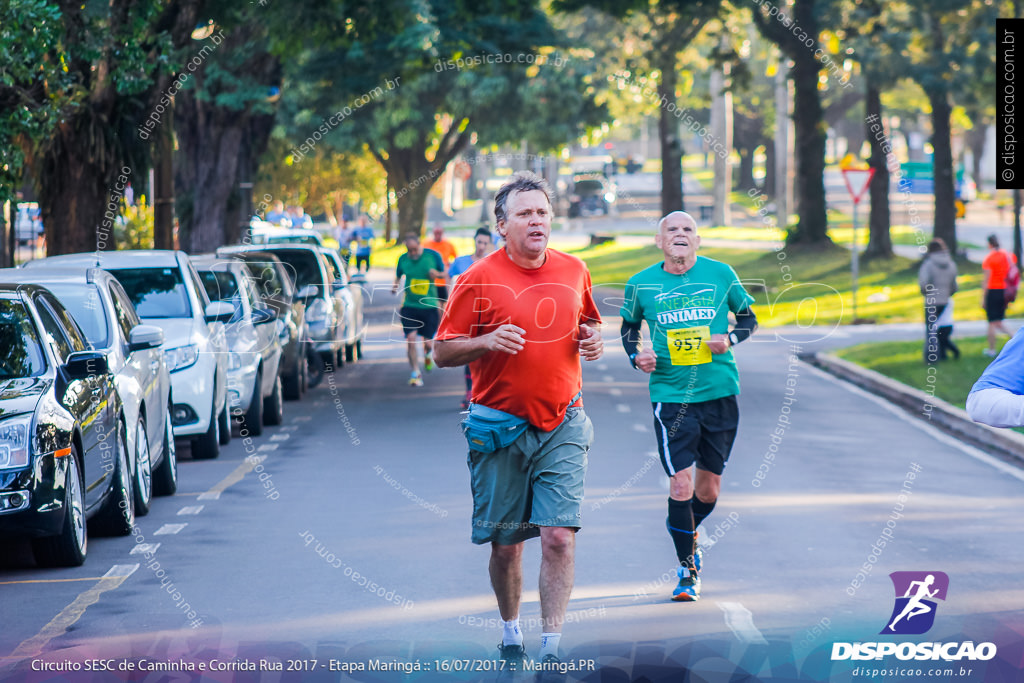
[
  {"left": 63, "top": 351, "right": 110, "bottom": 379},
  {"left": 127, "top": 324, "right": 164, "bottom": 352},
  {"left": 296, "top": 285, "right": 319, "bottom": 301},
  {"left": 204, "top": 301, "right": 235, "bottom": 324},
  {"left": 252, "top": 307, "right": 277, "bottom": 325}
]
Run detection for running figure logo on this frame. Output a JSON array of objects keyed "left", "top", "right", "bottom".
[{"left": 881, "top": 571, "right": 949, "bottom": 635}]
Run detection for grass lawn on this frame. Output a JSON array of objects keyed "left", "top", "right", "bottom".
[
  {"left": 832, "top": 338, "right": 995, "bottom": 409},
  {"left": 569, "top": 241, "right": 987, "bottom": 327}
]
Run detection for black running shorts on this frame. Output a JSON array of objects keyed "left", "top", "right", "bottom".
[{"left": 651, "top": 396, "right": 739, "bottom": 477}]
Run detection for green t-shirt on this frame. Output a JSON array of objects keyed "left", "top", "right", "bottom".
[
  {"left": 397, "top": 249, "right": 444, "bottom": 309},
  {"left": 620, "top": 256, "right": 755, "bottom": 403}
]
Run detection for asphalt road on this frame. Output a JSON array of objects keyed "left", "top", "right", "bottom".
[{"left": 1, "top": 269, "right": 1023, "bottom": 682}]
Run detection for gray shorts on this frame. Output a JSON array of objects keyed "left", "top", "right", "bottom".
[{"left": 467, "top": 407, "right": 593, "bottom": 545}]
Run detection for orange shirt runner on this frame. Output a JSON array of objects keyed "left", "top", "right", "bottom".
[
  {"left": 983, "top": 249, "right": 1016, "bottom": 290},
  {"left": 436, "top": 248, "right": 602, "bottom": 431},
  {"left": 422, "top": 239, "right": 457, "bottom": 287}
]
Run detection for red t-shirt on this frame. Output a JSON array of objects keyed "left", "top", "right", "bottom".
[
  {"left": 983, "top": 249, "right": 1016, "bottom": 290},
  {"left": 436, "top": 248, "right": 602, "bottom": 431},
  {"left": 422, "top": 239, "right": 457, "bottom": 286}
]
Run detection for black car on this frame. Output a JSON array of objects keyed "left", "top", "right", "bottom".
[
  {"left": 0, "top": 284, "right": 133, "bottom": 567},
  {"left": 568, "top": 174, "right": 616, "bottom": 217}
]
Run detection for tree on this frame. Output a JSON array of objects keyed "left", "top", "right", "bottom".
[
  {"left": 555, "top": 0, "right": 722, "bottom": 215},
  {"left": 284, "top": 0, "right": 603, "bottom": 238},
  {"left": 749, "top": 0, "right": 846, "bottom": 247},
  {"left": 29, "top": 0, "right": 203, "bottom": 255}
]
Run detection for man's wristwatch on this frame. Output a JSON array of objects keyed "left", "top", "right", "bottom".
[
  {"left": 629, "top": 352, "right": 639, "bottom": 369},
  {"left": 728, "top": 332, "right": 739, "bottom": 347}
]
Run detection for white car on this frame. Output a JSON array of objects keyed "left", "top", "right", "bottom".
[
  {"left": 24, "top": 251, "right": 232, "bottom": 460},
  {"left": 318, "top": 247, "right": 365, "bottom": 364},
  {"left": 250, "top": 221, "right": 324, "bottom": 246},
  {"left": 192, "top": 256, "right": 284, "bottom": 436},
  {"left": 2, "top": 267, "right": 176, "bottom": 514}
]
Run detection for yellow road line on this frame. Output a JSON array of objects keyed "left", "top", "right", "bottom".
[
  {"left": 204, "top": 455, "right": 266, "bottom": 496},
  {"left": 0, "top": 577, "right": 106, "bottom": 585},
  {"left": 8, "top": 564, "right": 139, "bottom": 658}
]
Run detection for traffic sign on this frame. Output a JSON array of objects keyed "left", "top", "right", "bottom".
[{"left": 841, "top": 168, "right": 875, "bottom": 205}]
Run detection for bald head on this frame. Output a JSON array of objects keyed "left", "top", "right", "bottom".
[
  {"left": 658, "top": 211, "right": 697, "bottom": 234},
  {"left": 656, "top": 211, "right": 700, "bottom": 272}
]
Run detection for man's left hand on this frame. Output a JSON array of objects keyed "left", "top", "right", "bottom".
[
  {"left": 578, "top": 324, "right": 604, "bottom": 361},
  {"left": 706, "top": 334, "right": 731, "bottom": 354}
]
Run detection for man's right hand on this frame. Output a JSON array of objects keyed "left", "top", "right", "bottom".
[
  {"left": 635, "top": 348, "right": 657, "bottom": 373},
  {"left": 484, "top": 324, "right": 526, "bottom": 355}
]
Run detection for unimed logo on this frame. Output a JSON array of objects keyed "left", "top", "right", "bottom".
[{"left": 881, "top": 571, "right": 949, "bottom": 635}]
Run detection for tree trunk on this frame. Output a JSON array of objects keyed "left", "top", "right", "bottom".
[
  {"left": 864, "top": 82, "right": 893, "bottom": 260},
  {"left": 787, "top": 42, "right": 830, "bottom": 246},
  {"left": 655, "top": 40, "right": 683, "bottom": 214},
  {"left": 763, "top": 139, "right": 776, "bottom": 197},
  {"left": 928, "top": 88, "right": 957, "bottom": 254},
  {"left": 967, "top": 121, "right": 987, "bottom": 191}
]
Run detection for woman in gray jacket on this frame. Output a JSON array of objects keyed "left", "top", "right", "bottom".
[{"left": 919, "top": 238, "right": 959, "bottom": 362}]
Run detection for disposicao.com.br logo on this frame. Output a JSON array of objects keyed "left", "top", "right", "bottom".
[{"left": 831, "top": 571, "right": 997, "bottom": 662}]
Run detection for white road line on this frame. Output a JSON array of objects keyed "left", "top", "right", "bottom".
[
  {"left": 633, "top": 423, "right": 648, "bottom": 432},
  {"left": 258, "top": 444, "right": 279, "bottom": 452},
  {"left": 609, "top": 387, "right": 623, "bottom": 396},
  {"left": 597, "top": 363, "right": 609, "bottom": 371},
  {"left": 603, "top": 375, "right": 615, "bottom": 383},
  {"left": 718, "top": 601, "right": 768, "bottom": 644},
  {"left": 197, "top": 491, "right": 221, "bottom": 501},
  {"left": 616, "top": 404, "right": 631, "bottom": 413},
  {"left": 279, "top": 425, "right": 299, "bottom": 431},
  {"left": 270, "top": 433, "right": 290, "bottom": 441},
  {"left": 293, "top": 416, "right": 312, "bottom": 422},
  {"left": 154, "top": 524, "right": 188, "bottom": 535},
  {"left": 130, "top": 543, "right": 159, "bottom": 556},
  {"left": 807, "top": 364, "right": 1024, "bottom": 484},
  {"left": 177, "top": 505, "right": 204, "bottom": 516}
]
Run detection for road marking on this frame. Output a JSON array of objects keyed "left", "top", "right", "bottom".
[
  {"left": 0, "top": 577, "right": 107, "bottom": 585},
  {"left": 633, "top": 423, "right": 648, "bottom": 432},
  {"left": 597, "top": 363, "right": 609, "bottom": 371},
  {"left": 202, "top": 455, "right": 268, "bottom": 497},
  {"left": 154, "top": 523, "right": 188, "bottom": 535},
  {"left": 197, "top": 491, "right": 221, "bottom": 501},
  {"left": 177, "top": 506, "right": 204, "bottom": 516},
  {"left": 293, "top": 416, "right": 312, "bottom": 422},
  {"left": 9, "top": 564, "right": 140, "bottom": 658},
  {"left": 258, "top": 444, "right": 279, "bottom": 452},
  {"left": 808, "top": 364, "right": 1024, "bottom": 484},
  {"left": 616, "top": 404, "right": 631, "bottom": 413},
  {"left": 279, "top": 425, "right": 298, "bottom": 431},
  {"left": 718, "top": 601, "right": 768, "bottom": 644},
  {"left": 609, "top": 387, "right": 623, "bottom": 396},
  {"left": 130, "top": 543, "right": 160, "bottom": 556},
  {"left": 603, "top": 375, "right": 615, "bottom": 383},
  {"left": 270, "top": 433, "right": 290, "bottom": 441}
]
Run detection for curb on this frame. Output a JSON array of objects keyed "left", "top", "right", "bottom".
[{"left": 800, "top": 351, "right": 1024, "bottom": 466}]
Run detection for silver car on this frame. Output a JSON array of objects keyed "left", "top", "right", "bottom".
[
  {"left": 192, "top": 257, "right": 284, "bottom": 436},
  {"left": 318, "top": 246, "right": 365, "bottom": 365},
  {"left": 0, "top": 267, "right": 176, "bottom": 515}
]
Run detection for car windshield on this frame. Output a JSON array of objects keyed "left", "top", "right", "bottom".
[
  {"left": 0, "top": 296, "right": 47, "bottom": 378},
  {"left": 108, "top": 267, "right": 192, "bottom": 319},
  {"left": 198, "top": 270, "right": 243, "bottom": 320},
  {"left": 264, "top": 250, "right": 321, "bottom": 289},
  {"left": 45, "top": 284, "right": 109, "bottom": 348},
  {"left": 574, "top": 179, "right": 604, "bottom": 194}
]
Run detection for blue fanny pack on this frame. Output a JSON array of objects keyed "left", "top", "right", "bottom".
[{"left": 461, "top": 391, "right": 583, "bottom": 453}]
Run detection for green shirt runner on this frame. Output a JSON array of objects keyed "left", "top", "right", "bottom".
[
  {"left": 620, "top": 255, "right": 755, "bottom": 404},
  {"left": 396, "top": 248, "right": 445, "bottom": 309}
]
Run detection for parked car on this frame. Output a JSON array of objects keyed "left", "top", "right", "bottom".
[
  {"left": 568, "top": 173, "right": 616, "bottom": 217},
  {"left": 233, "top": 245, "right": 346, "bottom": 370},
  {"left": 0, "top": 283, "right": 132, "bottom": 567},
  {"left": 250, "top": 221, "right": 324, "bottom": 246},
  {"left": 15, "top": 203, "right": 43, "bottom": 246},
  {"left": 215, "top": 248, "right": 309, "bottom": 400},
  {"left": 192, "top": 256, "right": 284, "bottom": 436},
  {"left": 23, "top": 251, "right": 232, "bottom": 459},
  {"left": 0, "top": 267, "right": 176, "bottom": 516},
  {"left": 318, "top": 246, "right": 365, "bottom": 364}
]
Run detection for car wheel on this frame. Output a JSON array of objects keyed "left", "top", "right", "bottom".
[
  {"left": 32, "top": 446, "right": 87, "bottom": 567},
  {"left": 355, "top": 338, "right": 363, "bottom": 360},
  {"left": 307, "top": 346, "right": 326, "bottom": 389},
  {"left": 264, "top": 374, "right": 284, "bottom": 426},
  {"left": 242, "top": 370, "right": 264, "bottom": 436},
  {"left": 218, "top": 399, "right": 232, "bottom": 446},
  {"left": 152, "top": 406, "right": 178, "bottom": 495},
  {"left": 132, "top": 417, "right": 152, "bottom": 516},
  {"left": 345, "top": 343, "right": 356, "bottom": 364},
  {"left": 283, "top": 350, "right": 304, "bottom": 401},
  {"left": 192, "top": 396, "right": 221, "bottom": 460},
  {"left": 336, "top": 346, "right": 346, "bottom": 368},
  {"left": 93, "top": 422, "right": 134, "bottom": 536}
]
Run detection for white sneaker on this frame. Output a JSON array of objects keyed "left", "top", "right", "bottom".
[{"left": 983, "top": 348, "right": 998, "bottom": 358}]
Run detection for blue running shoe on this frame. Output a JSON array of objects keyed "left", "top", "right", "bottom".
[
  {"left": 693, "top": 531, "right": 703, "bottom": 572},
  {"left": 672, "top": 565, "right": 701, "bottom": 602}
]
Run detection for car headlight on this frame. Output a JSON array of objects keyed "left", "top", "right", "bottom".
[
  {"left": 0, "top": 414, "right": 33, "bottom": 470},
  {"left": 165, "top": 344, "right": 200, "bottom": 372},
  {"left": 306, "top": 298, "right": 327, "bottom": 324},
  {"left": 228, "top": 352, "right": 241, "bottom": 370}
]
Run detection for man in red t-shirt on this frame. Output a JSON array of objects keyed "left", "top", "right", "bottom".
[
  {"left": 422, "top": 224, "right": 457, "bottom": 308},
  {"left": 434, "top": 171, "right": 602, "bottom": 669},
  {"left": 982, "top": 234, "right": 1015, "bottom": 356}
]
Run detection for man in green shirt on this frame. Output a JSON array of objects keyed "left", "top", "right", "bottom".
[
  {"left": 620, "top": 211, "right": 758, "bottom": 601},
  {"left": 392, "top": 232, "right": 446, "bottom": 386}
]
